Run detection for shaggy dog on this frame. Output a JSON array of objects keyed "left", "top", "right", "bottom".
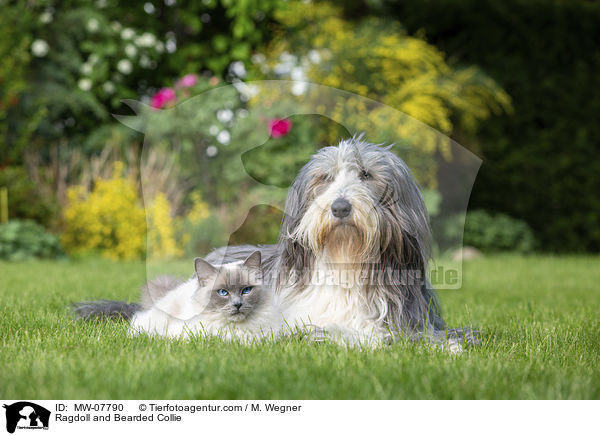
[{"left": 207, "top": 136, "right": 448, "bottom": 346}]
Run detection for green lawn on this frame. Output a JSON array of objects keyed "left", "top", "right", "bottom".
[{"left": 1, "top": 255, "right": 599, "bottom": 399}]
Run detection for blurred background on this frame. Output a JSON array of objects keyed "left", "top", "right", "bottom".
[{"left": 1, "top": 0, "right": 598, "bottom": 264}]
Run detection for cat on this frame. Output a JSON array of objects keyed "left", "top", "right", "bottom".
[{"left": 129, "top": 251, "right": 283, "bottom": 341}]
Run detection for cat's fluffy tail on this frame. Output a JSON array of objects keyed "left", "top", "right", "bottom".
[{"left": 72, "top": 300, "right": 141, "bottom": 321}]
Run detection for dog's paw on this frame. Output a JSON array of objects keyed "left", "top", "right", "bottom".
[{"left": 447, "top": 327, "right": 481, "bottom": 347}]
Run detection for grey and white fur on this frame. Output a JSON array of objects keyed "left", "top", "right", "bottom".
[
  {"left": 72, "top": 276, "right": 183, "bottom": 321},
  {"left": 206, "top": 136, "right": 451, "bottom": 346},
  {"left": 128, "top": 251, "right": 282, "bottom": 340}
]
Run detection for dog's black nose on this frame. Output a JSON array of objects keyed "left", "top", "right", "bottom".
[{"left": 331, "top": 198, "right": 352, "bottom": 218}]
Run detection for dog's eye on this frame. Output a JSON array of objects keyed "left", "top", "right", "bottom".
[
  {"left": 217, "top": 289, "right": 229, "bottom": 296},
  {"left": 317, "top": 173, "right": 332, "bottom": 183},
  {"left": 360, "top": 170, "right": 372, "bottom": 180},
  {"left": 241, "top": 286, "right": 253, "bottom": 295}
]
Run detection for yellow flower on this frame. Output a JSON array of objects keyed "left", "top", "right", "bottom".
[{"left": 62, "top": 161, "right": 146, "bottom": 260}]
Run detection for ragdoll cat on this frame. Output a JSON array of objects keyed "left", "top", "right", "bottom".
[{"left": 129, "top": 251, "right": 283, "bottom": 341}]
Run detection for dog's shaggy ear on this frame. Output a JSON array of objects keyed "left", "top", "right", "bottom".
[
  {"left": 278, "top": 171, "right": 316, "bottom": 288},
  {"left": 370, "top": 147, "right": 444, "bottom": 331},
  {"left": 242, "top": 251, "right": 262, "bottom": 270}
]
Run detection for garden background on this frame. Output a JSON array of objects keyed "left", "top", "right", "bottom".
[{"left": 1, "top": 0, "right": 599, "bottom": 399}]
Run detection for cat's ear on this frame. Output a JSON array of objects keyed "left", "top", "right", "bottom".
[
  {"left": 194, "top": 257, "right": 217, "bottom": 279},
  {"left": 242, "top": 251, "right": 261, "bottom": 270}
]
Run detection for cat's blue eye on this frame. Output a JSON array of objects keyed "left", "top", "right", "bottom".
[
  {"left": 241, "top": 286, "right": 253, "bottom": 295},
  {"left": 217, "top": 289, "right": 229, "bottom": 296}
]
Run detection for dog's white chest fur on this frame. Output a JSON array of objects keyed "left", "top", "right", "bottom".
[{"left": 278, "top": 261, "right": 389, "bottom": 345}]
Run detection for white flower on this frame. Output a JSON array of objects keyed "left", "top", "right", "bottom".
[
  {"left": 31, "top": 39, "right": 49, "bottom": 57},
  {"left": 209, "top": 125, "right": 219, "bottom": 136},
  {"left": 237, "top": 109, "right": 248, "bottom": 118},
  {"left": 121, "top": 28, "right": 135, "bottom": 40},
  {"left": 166, "top": 39, "right": 176, "bottom": 53},
  {"left": 78, "top": 78, "right": 92, "bottom": 91},
  {"left": 136, "top": 32, "right": 156, "bottom": 48},
  {"left": 87, "top": 18, "right": 99, "bottom": 33},
  {"left": 291, "top": 81, "right": 308, "bottom": 96},
  {"left": 216, "top": 109, "right": 234, "bottom": 123},
  {"left": 280, "top": 52, "right": 297, "bottom": 64},
  {"left": 251, "top": 53, "right": 266, "bottom": 64},
  {"left": 216, "top": 130, "right": 230, "bottom": 145},
  {"left": 139, "top": 55, "right": 151, "bottom": 68},
  {"left": 291, "top": 66, "right": 306, "bottom": 81},
  {"left": 143, "top": 2, "right": 155, "bottom": 14},
  {"left": 117, "top": 59, "right": 133, "bottom": 74},
  {"left": 125, "top": 44, "right": 137, "bottom": 58},
  {"left": 155, "top": 41, "right": 164, "bottom": 54},
  {"left": 308, "top": 49, "right": 321, "bottom": 64},
  {"left": 232, "top": 81, "right": 259, "bottom": 99},
  {"left": 206, "top": 146, "right": 218, "bottom": 157},
  {"left": 39, "top": 12, "right": 53, "bottom": 24},
  {"left": 80, "top": 63, "right": 93, "bottom": 75},
  {"left": 88, "top": 54, "right": 99, "bottom": 65},
  {"left": 111, "top": 21, "right": 122, "bottom": 32},
  {"left": 229, "top": 61, "right": 246, "bottom": 78},
  {"left": 102, "top": 81, "right": 115, "bottom": 94},
  {"left": 273, "top": 63, "right": 291, "bottom": 76}
]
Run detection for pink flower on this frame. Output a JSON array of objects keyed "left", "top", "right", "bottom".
[
  {"left": 150, "top": 87, "right": 176, "bottom": 109},
  {"left": 268, "top": 118, "right": 292, "bottom": 138},
  {"left": 176, "top": 73, "right": 198, "bottom": 88}
]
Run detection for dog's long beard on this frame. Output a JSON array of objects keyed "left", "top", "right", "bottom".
[{"left": 291, "top": 199, "right": 381, "bottom": 265}]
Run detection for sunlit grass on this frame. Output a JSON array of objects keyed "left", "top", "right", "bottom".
[{"left": 0, "top": 255, "right": 598, "bottom": 399}]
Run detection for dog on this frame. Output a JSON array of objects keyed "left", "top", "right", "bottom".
[{"left": 208, "top": 135, "right": 448, "bottom": 346}]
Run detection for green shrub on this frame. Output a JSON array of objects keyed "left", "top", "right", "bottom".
[
  {"left": 0, "top": 220, "right": 64, "bottom": 261},
  {"left": 0, "top": 167, "right": 59, "bottom": 228},
  {"left": 463, "top": 210, "right": 535, "bottom": 253}
]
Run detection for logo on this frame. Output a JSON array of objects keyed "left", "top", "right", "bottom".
[{"left": 2, "top": 402, "right": 50, "bottom": 434}]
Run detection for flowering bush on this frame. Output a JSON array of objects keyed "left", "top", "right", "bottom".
[
  {"left": 62, "top": 162, "right": 146, "bottom": 260},
  {"left": 146, "top": 192, "right": 182, "bottom": 259},
  {"left": 254, "top": 1, "right": 512, "bottom": 187},
  {"left": 62, "top": 160, "right": 216, "bottom": 260},
  {"left": 1, "top": 0, "right": 281, "bottom": 165}
]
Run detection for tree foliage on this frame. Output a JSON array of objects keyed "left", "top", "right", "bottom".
[
  {"left": 256, "top": 1, "right": 511, "bottom": 187},
  {"left": 368, "top": 0, "right": 600, "bottom": 252}
]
